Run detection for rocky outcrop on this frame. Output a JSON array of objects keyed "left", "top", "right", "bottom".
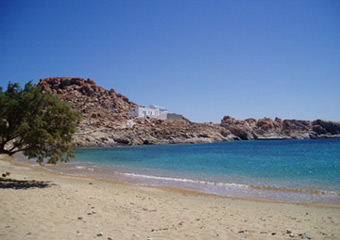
[
  {"left": 38, "top": 77, "right": 137, "bottom": 115},
  {"left": 220, "top": 116, "right": 255, "bottom": 140},
  {"left": 37, "top": 77, "right": 233, "bottom": 147},
  {"left": 221, "top": 116, "right": 340, "bottom": 140}
]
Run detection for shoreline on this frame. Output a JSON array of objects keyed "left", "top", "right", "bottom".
[
  {"left": 5, "top": 153, "right": 340, "bottom": 209},
  {"left": 8, "top": 155, "right": 340, "bottom": 208},
  {"left": 1, "top": 154, "right": 340, "bottom": 239},
  {"left": 13, "top": 152, "right": 340, "bottom": 207},
  {"left": 74, "top": 136, "right": 340, "bottom": 149}
]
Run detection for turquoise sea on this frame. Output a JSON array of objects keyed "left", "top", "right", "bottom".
[{"left": 24, "top": 139, "right": 340, "bottom": 205}]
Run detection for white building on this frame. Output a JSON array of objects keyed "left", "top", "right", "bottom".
[{"left": 129, "top": 105, "right": 168, "bottom": 120}]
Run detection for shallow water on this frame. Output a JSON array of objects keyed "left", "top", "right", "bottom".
[{"left": 19, "top": 139, "right": 340, "bottom": 205}]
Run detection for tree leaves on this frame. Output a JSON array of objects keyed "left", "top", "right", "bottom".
[{"left": 0, "top": 81, "right": 81, "bottom": 164}]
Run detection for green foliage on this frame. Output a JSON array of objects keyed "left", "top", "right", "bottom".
[{"left": 0, "top": 81, "right": 81, "bottom": 164}]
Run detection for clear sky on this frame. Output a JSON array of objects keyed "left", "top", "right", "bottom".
[{"left": 1, "top": 0, "right": 339, "bottom": 123}]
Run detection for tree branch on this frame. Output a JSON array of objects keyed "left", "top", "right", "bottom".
[
  {"left": 9, "top": 147, "right": 29, "bottom": 156},
  {"left": 8, "top": 138, "right": 24, "bottom": 152}
]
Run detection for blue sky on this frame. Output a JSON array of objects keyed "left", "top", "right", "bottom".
[{"left": 1, "top": 0, "right": 339, "bottom": 123}]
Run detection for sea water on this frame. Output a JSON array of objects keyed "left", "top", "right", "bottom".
[{"left": 23, "top": 139, "right": 340, "bottom": 205}]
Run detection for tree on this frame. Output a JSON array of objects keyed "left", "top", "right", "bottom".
[{"left": 0, "top": 81, "right": 81, "bottom": 164}]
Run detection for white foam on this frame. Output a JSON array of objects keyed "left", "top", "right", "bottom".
[
  {"left": 121, "top": 172, "right": 249, "bottom": 188},
  {"left": 74, "top": 165, "right": 94, "bottom": 171}
]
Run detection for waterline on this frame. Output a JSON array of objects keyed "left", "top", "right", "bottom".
[{"left": 17, "top": 139, "right": 340, "bottom": 205}]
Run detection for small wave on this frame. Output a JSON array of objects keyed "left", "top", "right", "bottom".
[
  {"left": 121, "top": 172, "right": 249, "bottom": 188},
  {"left": 75, "top": 166, "right": 94, "bottom": 171},
  {"left": 249, "top": 185, "right": 340, "bottom": 196},
  {"left": 121, "top": 172, "right": 340, "bottom": 196}
]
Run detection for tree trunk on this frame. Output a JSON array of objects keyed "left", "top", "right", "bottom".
[{"left": 0, "top": 149, "right": 11, "bottom": 155}]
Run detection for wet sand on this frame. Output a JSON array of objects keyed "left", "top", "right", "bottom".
[{"left": 1, "top": 154, "right": 339, "bottom": 240}]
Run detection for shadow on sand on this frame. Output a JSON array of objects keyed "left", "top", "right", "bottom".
[{"left": 0, "top": 178, "right": 54, "bottom": 190}]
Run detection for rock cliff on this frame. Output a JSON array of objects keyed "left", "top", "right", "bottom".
[{"left": 37, "top": 77, "right": 340, "bottom": 147}]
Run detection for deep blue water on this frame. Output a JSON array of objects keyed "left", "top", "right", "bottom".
[{"left": 33, "top": 139, "right": 340, "bottom": 204}]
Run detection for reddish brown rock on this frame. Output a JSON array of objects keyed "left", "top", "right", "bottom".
[{"left": 256, "top": 118, "right": 274, "bottom": 131}]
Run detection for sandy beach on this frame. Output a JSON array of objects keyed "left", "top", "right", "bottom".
[{"left": 1, "top": 154, "right": 339, "bottom": 240}]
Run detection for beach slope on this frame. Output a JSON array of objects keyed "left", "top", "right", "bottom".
[{"left": 1, "top": 155, "right": 339, "bottom": 240}]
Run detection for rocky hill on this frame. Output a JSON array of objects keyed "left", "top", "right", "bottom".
[
  {"left": 38, "top": 77, "right": 232, "bottom": 147},
  {"left": 37, "top": 77, "right": 340, "bottom": 147}
]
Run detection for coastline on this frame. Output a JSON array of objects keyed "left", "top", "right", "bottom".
[
  {"left": 14, "top": 147, "right": 340, "bottom": 206},
  {"left": 1, "top": 154, "right": 340, "bottom": 239},
  {"left": 7, "top": 154, "right": 340, "bottom": 208}
]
